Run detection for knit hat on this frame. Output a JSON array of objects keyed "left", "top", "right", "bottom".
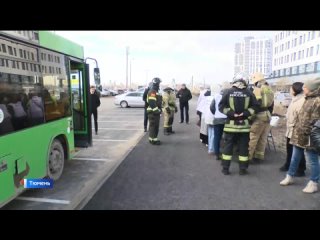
[{"left": 304, "top": 77, "right": 320, "bottom": 91}]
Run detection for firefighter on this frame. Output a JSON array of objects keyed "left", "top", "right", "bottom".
[
  {"left": 218, "top": 72, "right": 259, "bottom": 175},
  {"left": 162, "top": 87, "right": 178, "bottom": 135},
  {"left": 147, "top": 77, "right": 162, "bottom": 145},
  {"left": 143, "top": 82, "right": 153, "bottom": 132},
  {"left": 248, "top": 72, "right": 274, "bottom": 164}
]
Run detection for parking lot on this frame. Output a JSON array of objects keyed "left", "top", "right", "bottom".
[{"left": 2, "top": 97, "right": 145, "bottom": 210}]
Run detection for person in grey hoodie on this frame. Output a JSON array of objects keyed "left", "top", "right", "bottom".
[{"left": 210, "top": 88, "right": 227, "bottom": 160}]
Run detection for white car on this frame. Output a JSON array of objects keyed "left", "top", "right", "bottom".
[
  {"left": 100, "top": 89, "right": 111, "bottom": 97},
  {"left": 114, "top": 92, "right": 145, "bottom": 108},
  {"left": 274, "top": 92, "right": 292, "bottom": 107}
]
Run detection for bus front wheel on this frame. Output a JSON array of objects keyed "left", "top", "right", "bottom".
[{"left": 47, "top": 139, "right": 65, "bottom": 181}]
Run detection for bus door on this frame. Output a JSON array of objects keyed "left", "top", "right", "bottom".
[{"left": 70, "top": 61, "right": 92, "bottom": 147}]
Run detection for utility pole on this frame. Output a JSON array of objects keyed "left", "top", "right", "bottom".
[
  {"left": 145, "top": 69, "right": 149, "bottom": 85},
  {"left": 191, "top": 76, "right": 193, "bottom": 91},
  {"left": 129, "top": 59, "right": 131, "bottom": 89},
  {"left": 126, "top": 46, "right": 129, "bottom": 89}
]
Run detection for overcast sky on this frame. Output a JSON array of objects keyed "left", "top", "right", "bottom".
[{"left": 55, "top": 31, "right": 277, "bottom": 87}]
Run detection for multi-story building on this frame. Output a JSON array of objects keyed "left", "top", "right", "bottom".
[
  {"left": 234, "top": 36, "right": 272, "bottom": 78},
  {"left": 269, "top": 31, "right": 320, "bottom": 85},
  {"left": 234, "top": 42, "right": 244, "bottom": 74},
  {"left": 248, "top": 38, "right": 273, "bottom": 77}
]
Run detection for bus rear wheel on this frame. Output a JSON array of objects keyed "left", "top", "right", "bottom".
[{"left": 47, "top": 139, "right": 65, "bottom": 181}]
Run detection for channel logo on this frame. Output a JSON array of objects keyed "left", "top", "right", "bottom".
[{"left": 23, "top": 179, "right": 53, "bottom": 189}]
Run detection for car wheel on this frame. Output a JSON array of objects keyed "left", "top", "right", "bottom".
[{"left": 120, "top": 101, "right": 128, "bottom": 108}]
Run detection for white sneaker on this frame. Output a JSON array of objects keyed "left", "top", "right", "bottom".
[
  {"left": 302, "top": 180, "right": 318, "bottom": 193},
  {"left": 280, "top": 174, "right": 294, "bottom": 186}
]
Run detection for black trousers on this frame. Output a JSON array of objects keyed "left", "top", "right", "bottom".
[
  {"left": 222, "top": 132, "right": 250, "bottom": 170},
  {"left": 148, "top": 113, "right": 160, "bottom": 140},
  {"left": 284, "top": 137, "right": 306, "bottom": 172},
  {"left": 144, "top": 107, "right": 148, "bottom": 129},
  {"left": 91, "top": 109, "right": 98, "bottom": 133},
  {"left": 180, "top": 101, "right": 189, "bottom": 123}
]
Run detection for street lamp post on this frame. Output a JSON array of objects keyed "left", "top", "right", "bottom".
[{"left": 126, "top": 46, "right": 129, "bottom": 89}]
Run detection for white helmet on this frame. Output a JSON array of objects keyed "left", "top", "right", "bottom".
[{"left": 232, "top": 72, "right": 250, "bottom": 86}]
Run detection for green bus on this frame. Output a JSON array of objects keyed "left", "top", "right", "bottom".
[{"left": 0, "top": 31, "right": 93, "bottom": 208}]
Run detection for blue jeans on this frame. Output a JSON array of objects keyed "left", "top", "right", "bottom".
[
  {"left": 213, "top": 124, "right": 224, "bottom": 155},
  {"left": 288, "top": 146, "right": 320, "bottom": 182},
  {"left": 208, "top": 125, "right": 214, "bottom": 153}
]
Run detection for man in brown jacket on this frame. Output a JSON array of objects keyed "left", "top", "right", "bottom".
[{"left": 280, "top": 77, "right": 320, "bottom": 193}]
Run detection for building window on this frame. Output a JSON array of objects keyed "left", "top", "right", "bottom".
[
  {"left": 312, "top": 31, "right": 315, "bottom": 40},
  {"left": 308, "top": 32, "right": 310, "bottom": 41},
  {"left": 23, "top": 50, "right": 26, "bottom": 59},
  {"left": 21, "top": 62, "right": 25, "bottom": 70},
  {"left": 306, "top": 63, "right": 315, "bottom": 73},
  {"left": 310, "top": 46, "right": 314, "bottom": 56},
  {"left": 34, "top": 32, "right": 39, "bottom": 40},
  {"left": 307, "top": 48, "right": 309, "bottom": 57},
  {"left": 298, "top": 51, "right": 301, "bottom": 59},
  {"left": 288, "top": 41, "right": 290, "bottom": 49},
  {"left": 299, "top": 64, "right": 306, "bottom": 74},
  {"left": 16, "top": 61, "right": 19, "bottom": 69},
  {"left": 294, "top": 38, "right": 297, "bottom": 46},
  {"left": 304, "top": 34, "right": 306, "bottom": 43},
  {"left": 11, "top": 61, "right": 16, "bottom": 68},
  {"left": 31, "top": 53, "right": 34, "bottom": 61},
  {"left": 27, "top": 52, "right": 30, "bottom": 60},
  {"left": 294, "top": 52, "right": 296, "bottom": 61},
  {"left": 8, "top": 46, "right": 13, "bottom": 55},
  {"left": 317, "top": 45, "right": 320, "bottom": 55},
  {"left": 2, "top": 44, "right": 7, "bottom": 53},
  {"left": 25, "top": 63, "right": 28, "bottom": 71},
  {"left": 299, "top": 36, "right": 302, "bottom": 44},
  {"left": 302, "top": 50, "right": 304, "bottom": 59},
  {"left": 13, "top": 48, "right": 17, "bottom": 56}
]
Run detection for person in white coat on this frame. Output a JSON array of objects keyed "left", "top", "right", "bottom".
[
  {"left": 197, "top": 86, "right": 211, "bottom": 144},
  {"left": 204, "top": 93, "right": 215, "bottom": 154}
]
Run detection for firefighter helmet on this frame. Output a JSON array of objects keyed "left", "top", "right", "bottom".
[
  {"left": 251, "top": 72, "right": 265, "bottom": 85},
  {"left": 152, "top": 77, "right": 161, "bottom": 84},
  {"left": 232, "top": 72, "right": 249, "bottom": 86}
]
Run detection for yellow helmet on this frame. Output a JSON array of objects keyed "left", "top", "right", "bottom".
[{"left": 251, "top": 72, "right": 265, "bottom": 84}]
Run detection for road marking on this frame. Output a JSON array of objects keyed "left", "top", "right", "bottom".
[
  {"left": 93, "top": 139, "right": 128, "bottom": 142},
  {"left": 98, "top": 121, "right": 141, "bottom": 123},
  {"left": 73, "top": 157, "right": 112, "bottom": 162},
  {"left": 16, "top": 197, "right": 70, "bottom": 205},
  {"left": 93, "top": 128, "right": 144, "bottom": 130}
]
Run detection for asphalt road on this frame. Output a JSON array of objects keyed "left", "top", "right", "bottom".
[{"left": 84, "top": 98, "right": 320, "bottom": 210}]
